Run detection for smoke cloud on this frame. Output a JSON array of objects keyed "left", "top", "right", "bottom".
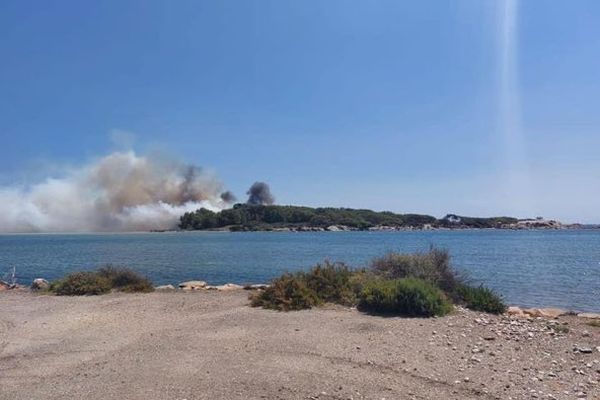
[
  {"left": 246, "top": 182, "right": 275, "bottom": 205},
  {"left": 220, "top": 190, "right": 237, "bottom": 204},
  {"left": 0, "top": 151, "right": 234, "bottom": 232}
]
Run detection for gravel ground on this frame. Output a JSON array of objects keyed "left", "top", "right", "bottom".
[{"left": 0, "top": 290, "right": 598, "bottom": 400}]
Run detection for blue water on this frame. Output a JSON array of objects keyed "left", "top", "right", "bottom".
[{"left": 1, "top": 230, "right": 599, "bottom": 312}]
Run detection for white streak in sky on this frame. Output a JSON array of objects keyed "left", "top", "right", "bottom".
[{"left": 497, "top": 0, "right": 535, "bottom": 215}]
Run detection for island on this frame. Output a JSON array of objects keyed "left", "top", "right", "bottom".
[{"left": 178, "top": 204, "right": 578, "bottom": 232}]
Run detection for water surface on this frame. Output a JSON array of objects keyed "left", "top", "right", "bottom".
[{"left": 1, "top": 230, "right": 598, "bottom": 312}]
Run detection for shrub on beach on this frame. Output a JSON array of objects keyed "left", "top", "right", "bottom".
[
  {"left": 302, "top": 261, "right": 358, "bottom": 306},
  {"left": 251, "top": 248, "right": 506, "bottom": 317},
  {"left": 370, "top": 248, "right": 464, "bottom": 297},
  {"left": 50, "top": 271, "right": 112, "bottom": 296},
  {"left": 96, "top": 266, "right": 154, "bottom": 293},
  {"left": 250, "top": 261, "right": 361, "bottom": 310},
  {"left": 250, "top": 273, "right": 319, "bottom": 311},
  {"left": 50, "top": 266, "right": 154, "bottom": 296},
  {"left": 457, "top": 284, "right": 506, "bottom": 314},
  {"left": 358, "top": 277, "right": 452, "bottom": 317}
]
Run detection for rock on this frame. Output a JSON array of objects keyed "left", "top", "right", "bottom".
[
  {"left": 326, "top": 225, "right": 341, "bottom": 232},
  {"left": 31, "top": 278, "right": 50, "bottom": 291},
  {"left": 213, "top": 283, "right": 244, "bottom": 291},
  {"left": 243, "top": 284, "right": 270, "bottom": 290},
  {"left": 507, "top": 306, "right": 525, "bottom": 316},
  {"left": 178, "top": 281, "right": 207, "bottom": 290},
  {"left": 523, "top": 308, "right": 567, "bottom": 319},
  {"left": 575, "top": 347, "right": 593, "bottom": 354},
  {"left": 0, "top": 281, "right": 9, "bottom": 291},
  {"left": 578, "top": 313, "right": 600, "bottom": 320},
  {"left": 155, "top": 284, "right": 176, "bottom": 291}
]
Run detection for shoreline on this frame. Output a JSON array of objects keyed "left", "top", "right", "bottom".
[
  {"left": 1, "top": 226, "right": 599, "bottom": 235},
  {"left": 4, "top": 282, "right": 600, "bottom": 316}
]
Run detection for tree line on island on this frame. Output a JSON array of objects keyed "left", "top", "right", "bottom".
[{"left": 178, "top": 203, "right": 519, "bottom": 231}]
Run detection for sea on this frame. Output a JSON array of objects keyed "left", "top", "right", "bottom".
[{"left": 1, "top": 230, "right": 599, "bottom": 312}]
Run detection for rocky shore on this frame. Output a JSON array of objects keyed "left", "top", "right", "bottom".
[{"left": 0, "top": 290, "right": 598, "bottom": 399}]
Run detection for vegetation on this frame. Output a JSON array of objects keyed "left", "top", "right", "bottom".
[
  {"left": 96, "top": 266, "right": 154, "bottom": 293},
  {"left": 49, "top": 266, "right": 154, "bottom": 296},
  {"left": 251, "top": 248, "right": 506, "bottom": 316},
  {"left": 457, "top": 284, "right": 507, "bottom": 314},
  {"left": 250, "top": 261, "right": 360, "bottom": 310},
  {"left": 250, "top": 273, "right": 320, "bottom": 311},
  {"left": 370, "top": 248, "right": 505, "bottom": 314},
  {"left": 179, "top": 205, "right": 521, "bottom": 232},
  {"left": 370, "top": 248, "right": 463, "bottom": 298},
  {"left": 50, "top": 271, "right": 112, "bottom": 296},
  {"left": 179, "top": 204, "right": 479, "bottom": 231},
  {"left": 438, "top": 214, "right": 518, "bottom": 229},
  {"left": 358, "top": 278, "right": 452, "bottom": 317}
]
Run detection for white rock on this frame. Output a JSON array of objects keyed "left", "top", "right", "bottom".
[
  {"left": 213, "top": 283, "right": 244, "bottom": 291},
  {"left": 155, "top": 284, "right": 176, "bottom": 290},
  {"left": 31, "top": 278, "right": 50, "bottom": 291},
  {"left": 178, "top": 280, "right": 208, "bottom": 290}
]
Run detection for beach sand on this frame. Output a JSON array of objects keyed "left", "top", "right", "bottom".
[{"left": 0, "top": 290, "right": 598, "bottom": 399}]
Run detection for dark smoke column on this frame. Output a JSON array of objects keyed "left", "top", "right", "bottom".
[{"left": 246, "top": 182, "right": 275, "bottom": 205}]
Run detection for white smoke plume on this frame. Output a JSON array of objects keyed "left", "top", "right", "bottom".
[{"left": 0, "top": 151, "right": 233, "bottom": 233}]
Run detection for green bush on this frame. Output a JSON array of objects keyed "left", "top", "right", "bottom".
[
  {"left": 250, "top": 261, "right": 361, "bottom": 310},
  {"left": 97, "top": 266, "right": 154, "bottom": 293},
  {"left": 50, "top": 266, "right": 154, "bottom": 296},
  {"left": 250, "top": 273, "right": 320, "bottom": 311},
  {"left": 50, "top": 271, "right": 112, "bottom": 296},
  {"left": 359, "top": 278, "right": 452, "bottom": 317},
  {"left": 370, "top": 248, "right": 464, "bottom": 299},
  {"left": 302, "top": 262, "right": 357, "bottom": 306},
  {"left": 457, "top": 284, "right": 506, "bottom": 314}
]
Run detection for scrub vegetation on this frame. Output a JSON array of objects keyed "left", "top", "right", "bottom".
[
  {"left": 179, "top": 204, "right": 517, "bottom": 231},
  {"left": 49, "top": 266, "right": 154, "bottom": 296},
  {"left": 250, "top": 248, "right": 506, "bottom": 317}
]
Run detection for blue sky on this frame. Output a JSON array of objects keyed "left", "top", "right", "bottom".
[{"left": 1, "top": 0, "right": 599, "bottom": 222}]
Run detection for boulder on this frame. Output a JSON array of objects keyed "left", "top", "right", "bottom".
[
  {"left": 31, "top": 278, "right": 50, "bottom": 291},
  {"left": 178, "top": 281, "right": 208, "bottom": 290},
  {"left": 523, "top": 308, "right": 567, "bottom": 319},
  {"left": 213, "top": 283, "right": 244, "bottom": 291},
  {"left": 244, "top": 284, "right": 270, "bottom": 290},
  {"left": 507, "top": 306, "right": 525, "bottom": 317},
  {"left": 155, "top": 284, "right": 176, "bottom": 291},
  {"left": 577, "top": 312, "right": 600, "bottom": 320}
]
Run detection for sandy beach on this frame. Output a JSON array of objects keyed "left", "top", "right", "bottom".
[{"left": 0, "top": 290, "right": 598, "bottom": 400}]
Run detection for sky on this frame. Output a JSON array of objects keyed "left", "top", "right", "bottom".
[{"left": 1, "top": 0, "right": 599, "bottom": 223}]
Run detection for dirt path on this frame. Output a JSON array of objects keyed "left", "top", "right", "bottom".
[{"left": 0, "top": 291, "right": 598, "bottom": 399}]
